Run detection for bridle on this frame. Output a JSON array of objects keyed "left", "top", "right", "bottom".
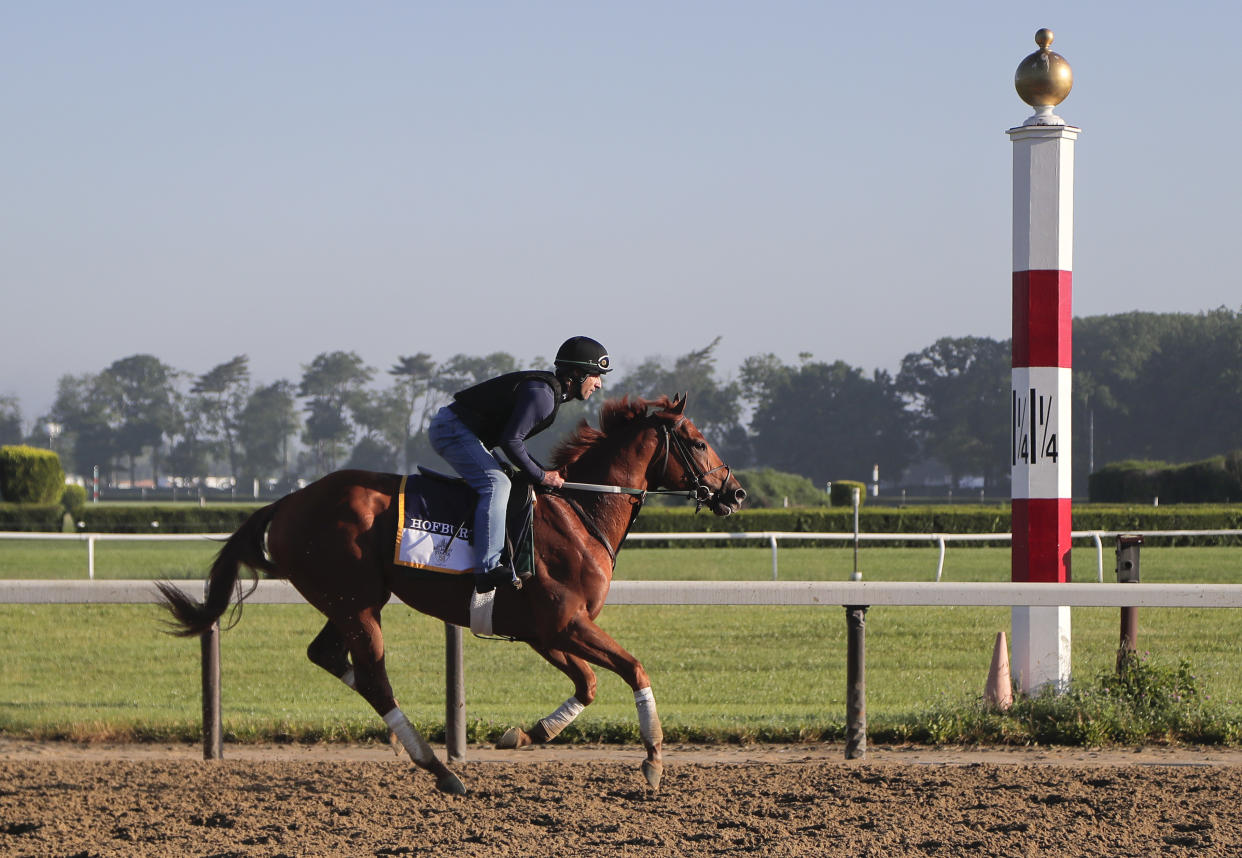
[
  {"left": 652, "top": 416, "right": 736, "bottom": 512},
  {"left": 556, "top": 414, "right": 738, "bottom": 510},
  {"left": 548, "top": 411, "right": 744, "bottom": 567}
]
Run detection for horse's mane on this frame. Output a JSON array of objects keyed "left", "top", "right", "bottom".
[{"left": 551, "top": 395, "right": 676, "bottom": 470}]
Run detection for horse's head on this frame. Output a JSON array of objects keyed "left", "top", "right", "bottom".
[{"left": 649, "top": 394, "right": 746, "bottom": 516}]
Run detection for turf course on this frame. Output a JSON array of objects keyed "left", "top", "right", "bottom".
[{"left": 2, "top": 541, "right": 1241, "bottom": 742}]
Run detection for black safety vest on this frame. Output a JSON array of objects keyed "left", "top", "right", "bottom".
[{"left": 448, "top": 371, "right": 565, "bottom": 448}]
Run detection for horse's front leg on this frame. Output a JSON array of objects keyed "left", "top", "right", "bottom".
[
  {"left": 497, "top": 647, "right": 597, "bottom": 749},
  {"left": 550, "top": 613, "right": 665, "bottom": 790}
]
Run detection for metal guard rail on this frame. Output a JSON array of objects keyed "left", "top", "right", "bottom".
[{"left": 5, "top": 578, "right": 1242, "bottom": 608}]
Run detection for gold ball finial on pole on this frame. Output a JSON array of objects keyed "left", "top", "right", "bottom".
[{"left": 1015, "top": 29, "right": 1073, "bottom": 125}]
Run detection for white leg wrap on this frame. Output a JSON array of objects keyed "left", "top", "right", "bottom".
[
  {"left": 339, "top": 668, "right": 357, "bottom": 690},
  {"left": 634, "top": 686, "right": 663, "bottom": 747},
  {"left": 537, "top": 697, "right": 585, "bottom": 741},
  {"left": 382, "top": 707, "right": 435, "bottom": 767}
]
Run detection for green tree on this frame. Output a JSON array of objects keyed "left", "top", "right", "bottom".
[
  {"left": 191, "top": 355, "right": 250, "bottom": 483},
  {"left": 433, "top": 352, "right": 518, "bottom": 395},
  {"left": 744, "top": 355, "right": 912, "bottom": 487},
  {"left": 165, "top": 395, "right": 212, "bottom": 487},
  {"left": 610, "top": 338, "right": 747, "bottom": 462},
  {"left": 1074, "top": 309, "right": 1242, "bottom": 495},
  {"left": 345, "top": 387, "right": 408, "bottom": 472},
  {"left": 896, "top": 336, "right": 1010, "bottom": 491},
  {"left": 389, "top": 353, "right": 442, "bottom": 471},
  {"left": 48, "top": 374, "right": 112, "bottom": 482},
  {"left": 0, "top": 395, "right": 22, "bottom": 446},
  {"left": 1073, "top": 312, "right": 1175, "bottom": 492},
  {"left": 96, "top": 355, "right": 180, "bottom": 487},
  {"left": 299, "top": 351, "right": 374, "bottom": 475},
  {"left": 238, "top": 381, "right": 300, "bottom": 487}
]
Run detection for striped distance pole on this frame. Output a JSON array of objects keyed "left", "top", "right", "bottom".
[{"left": 1007, "top": 30, "right": 1079, "bottom": 693}]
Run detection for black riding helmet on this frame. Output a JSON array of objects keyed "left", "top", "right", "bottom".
[{"left": 554, "top": 336, "right": 612, "bottom": 376}]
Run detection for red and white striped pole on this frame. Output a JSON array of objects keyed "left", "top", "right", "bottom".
[{"left": 1008, "top": 30, "right": 1078, "bottom": 693}]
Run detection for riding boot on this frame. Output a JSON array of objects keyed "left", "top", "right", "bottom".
[{"left": 475, "top": 564, "right": 518, "bottom": 594}]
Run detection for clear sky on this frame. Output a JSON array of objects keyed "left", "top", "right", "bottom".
[{"left": 4, "top": 2, "right": 1239, "bottom": 426}]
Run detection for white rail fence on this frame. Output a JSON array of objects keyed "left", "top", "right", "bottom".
[
  {"left": 6, "top": 578, "right": 1242, "bottom": 608},
  {"left": 6, "top": 529, "right": 1241, "bottom": 581},
  {"left": 4, "top": 578, "right": 1242, "bottom": 763}
]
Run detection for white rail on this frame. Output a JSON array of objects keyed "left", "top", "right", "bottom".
[
  {"left": 0, "top": 532, "right": 226, "bottom": 580},
  {"left": 623, "top": 530, "right": 1242, "bottom": 583},
  {"left": 3, "top": 529, "right": 1241, "bottom": 582},
  {"left": 4, "top": 578, "right": 1242, "bottom": 609}
]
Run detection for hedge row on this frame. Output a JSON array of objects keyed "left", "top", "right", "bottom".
[
  {"left": 56, "top": 504, "right": 261, "bottom": 534},
  {"left": 0, "top": 503, "right": 73, "bottom": 532},
  {"left": 1090, "top": 452, "right": 1242, "bottom": 503},
  {"left": 4, "top": 502, "right": 1241, "bottom": 546},
  {"left": 633, "top": 505, "right": 1009, "bottom": 537}
]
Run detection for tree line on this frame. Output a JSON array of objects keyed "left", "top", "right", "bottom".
[{"left": 1, "top": 308, "right": 1239, "bottom": 496}]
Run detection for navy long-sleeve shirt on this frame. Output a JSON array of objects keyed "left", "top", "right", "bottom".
[{"left": 495, "top": 378, "right": 562, "bottom": 481}]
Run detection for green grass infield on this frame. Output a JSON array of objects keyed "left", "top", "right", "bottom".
[{"left": 2, "top": 543, "right": 1241, "bottom": 745}]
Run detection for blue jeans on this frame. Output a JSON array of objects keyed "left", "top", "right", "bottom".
[{"left": 428, "top": 407, "right": 509, "bottom": 573}]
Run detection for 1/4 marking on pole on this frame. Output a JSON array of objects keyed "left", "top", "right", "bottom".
[{"left": 1012, "top": 387, "right": 1058, "bottom": 466}]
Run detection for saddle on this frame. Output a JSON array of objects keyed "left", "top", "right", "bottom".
[{"left": 392, "top": 466, "right": 536, "bottom": 578}]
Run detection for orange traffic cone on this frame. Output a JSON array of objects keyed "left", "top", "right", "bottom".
[{"left": 984, "top": 631, "right": 1013, "bottom": 711}]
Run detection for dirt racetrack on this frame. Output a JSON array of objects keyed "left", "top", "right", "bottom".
[{"left": 3, "top": 741, "right": 1242, "bottom": 857}]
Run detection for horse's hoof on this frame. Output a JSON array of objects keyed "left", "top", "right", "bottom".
[
  {"left": 496, "top": 727, "right": 530, "bottom": 749},
  {"left": 641, "top": 759, "right": 663, "bottom": 790},
  {"left": 435, "top": 772, "right": 467, "bottom": 795}
]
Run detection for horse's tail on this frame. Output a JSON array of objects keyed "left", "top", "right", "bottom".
[{"left": 155, "top": 502, "right": 280, "bottom": 638}]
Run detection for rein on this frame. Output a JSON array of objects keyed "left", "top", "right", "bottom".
[
  {"left": 559, "top": 419, "right": 731, "bottom": 504},
  {"left": 560, "top": 481, "right": 646, "bottom": 497},
  {"left": 548, "top": 415, "right": 736, "bottom": 563}
]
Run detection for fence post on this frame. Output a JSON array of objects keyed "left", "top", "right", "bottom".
[
  {"left": 851, "top": 488, "right": 862, "bottom": 581},
  {"left": 201, "top": 619, "right": 222, "bottom": 760},
  {"left": 445, "top": 623, "right": 466, "bottom": 762},
  {"left": 1093, "top": 532, "right": 1104, "bottom": 583},
  {"left": 844, "top": 605, "right": 868, "bottom": 759},
  {"left": 769, "top": 534, "right": 779, "bottom": 580},
  {"left": 1116, "top": 534, "right": 1142, "bottom": 671}
]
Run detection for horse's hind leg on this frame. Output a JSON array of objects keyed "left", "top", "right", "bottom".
[
  {"left": 335, "top": 607, "right": 466, "bottom": 796},
  {"left": 307, "top": 621, "right": 355, "bottom": 689},
  {"left": 497, "top": 648, "right": 596, "bottom": 749}
]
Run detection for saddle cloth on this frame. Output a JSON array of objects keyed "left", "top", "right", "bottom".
[{"left": 392, "top": 469, "right": 535, "bottom": 576}]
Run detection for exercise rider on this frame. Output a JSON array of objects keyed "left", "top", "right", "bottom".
[{"left": 428, "top": 336, "right": 612, "bottom": 593}]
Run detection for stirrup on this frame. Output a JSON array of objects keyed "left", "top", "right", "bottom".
[{"left": 475, "top": 565, "right": 520, "bottom": 594}]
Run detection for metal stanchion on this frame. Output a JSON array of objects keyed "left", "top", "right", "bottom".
[
  {"left": 844, "top": 605, "right": 868, "bottom": 759},
  {"left": 445, "top": 623, "right": 466, "bottom": 762},
  {"left": 201, "top": 620, "right": 222, "bottom": 760},
  {"left": 1116, "top": 534, "right": 1142, "bottom": 671}
]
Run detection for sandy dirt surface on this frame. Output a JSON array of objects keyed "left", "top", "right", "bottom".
[{"left": 3, "top": 739, "right": 1242, "bottom": 856}]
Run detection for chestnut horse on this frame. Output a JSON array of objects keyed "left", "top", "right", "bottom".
[{"left": 157, "top": 395, "right": 745, "bottom": 794}]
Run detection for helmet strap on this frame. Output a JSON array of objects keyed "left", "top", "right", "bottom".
[{"left": 555, "top": 367, "right": 586, "bottom": 400}]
